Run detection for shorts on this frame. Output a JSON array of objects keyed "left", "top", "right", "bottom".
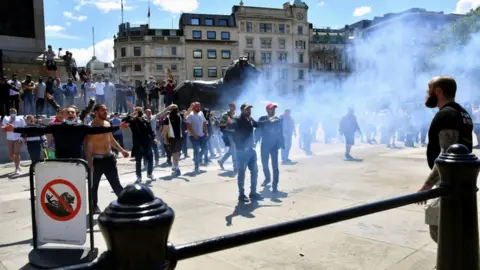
[
  {"left": 7, "top": 140, "right": 22, "bottom": 155},
  {"left": 46, "top": 60, "right": 57, "bottom": 71},
  {"left": 168, "top": 138, "right": 183, "bottom": 153},
  {"left": 344, "top": 134, "right": 355, "bottom": 146}
]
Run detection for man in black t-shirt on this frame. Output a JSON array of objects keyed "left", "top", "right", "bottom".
[
  {"left": 161, "top": 104, "right": 183, "bottom": 177},
  {"left": 135, "top": 81, "right": 147, "bottom": 109},
  {"left": 417, "top": 76, "right": 473, "bottom": 247}
]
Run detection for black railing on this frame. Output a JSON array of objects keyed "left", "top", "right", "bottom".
[{"left": 55, "top": 144, "right": 479, "bottom": 270}]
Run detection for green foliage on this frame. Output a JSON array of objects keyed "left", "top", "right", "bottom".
[{"left": 435, "top": 6, "right": 480, "bottom": 52}]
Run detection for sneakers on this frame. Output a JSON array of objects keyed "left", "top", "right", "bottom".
[
  {"left": 135, "top": 176, "right": 142, "bottom": 184},
  {"left": 238, "top": 194, "right": 249, "bottom": 203},
  {"left": 15, "top": 168, "right": 20, "bottom": 175},
  {"left": 249, "top": 193, "right": 263, "bottom": 201},
  {"left": 147, "top": 174, "right": 156, "bottom": 180},
  {"left": 171, "top": 168, "right": 181, "bottom": 177},
  {"left": 217, "top": 160, "right": 225, "bottom": 170},
  {"left": 92, "top": 205, "right": 101, "bottom": 215},
  {"left": 261, "top": 179, "right": 271, "bottom": 187}
]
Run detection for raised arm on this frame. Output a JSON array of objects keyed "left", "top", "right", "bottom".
[
  {"left": 79, "top": 97, "right": 96, "bottom": 122},
  {"left": 12, "top": 124, "right": 58, "bottom": 136},
  {"left": 46, "top": 94, "right": 61, "bottom": 111}
]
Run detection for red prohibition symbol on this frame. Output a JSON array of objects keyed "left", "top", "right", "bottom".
[{"left": 40, "top": 179, "right": 82, "bottom": 222}]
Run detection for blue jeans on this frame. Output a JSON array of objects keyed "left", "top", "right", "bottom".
[
  {"left": 23, "top": 94, "right": 35, "bottom": 115},
  {"left": 189, "top": 136, "right": 207, "bottom": 167},
  {"left": 281, "top": 133, "right": 293, "bottom": 161},
  {"left": 261, "top": 142, "right": 280, "bottom": 188},
  {"left": 64, "top": 95, "right": 74, "bottom": 106},
  {"left": 96, "top": 95, "right": 105, "bottom": 105},
  {"left": 143, "top": 139, "right": 159, "bottom": 163},
  {"left": 237, "top": 148, "right": 258, "bottom": 196},
  {"left": 219, "top": 132, "right": 237, "bottom": 170}
]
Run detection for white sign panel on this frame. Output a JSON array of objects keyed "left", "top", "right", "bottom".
[{"left": 35, "top": 161, "right": 87, "bottom": 245}]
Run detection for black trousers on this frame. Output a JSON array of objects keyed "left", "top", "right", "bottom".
[
  {"left": 36, "top": 98, "right": 45, "bottom": 116},
  {"left": 0, "top": 100, "right": 9, "bottom": 120},
  {"left": 9, "top": 95, "right": 19, "bottom": 112},
  {"left": 91, "top": 154, "right": 124, "bottom": 206},
  {"left": 135, "top": 146, "right": 153, "bottom": 177},
  {"left": 27, "top": 141, "right": 43, "bottom": 163}
]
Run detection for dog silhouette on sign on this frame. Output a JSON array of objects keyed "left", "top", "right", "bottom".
[{"left": 45, "top": 192, "right": 75, "bottom": 217}]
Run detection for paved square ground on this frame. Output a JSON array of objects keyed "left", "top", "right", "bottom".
[{"left": 0, "top": 138, "right": 476, "bottom": 270}]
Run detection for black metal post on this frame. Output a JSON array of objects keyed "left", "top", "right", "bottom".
[
  {"left": 436, "top": 144, "right": 480, "bottom": 270},
  {"left": 93, "top": 184, "right": 176, "bottom": 270}
]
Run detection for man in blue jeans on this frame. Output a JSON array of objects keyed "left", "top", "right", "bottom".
[
  {"left": 230, "top": 103, "right": 265, "bottom": 203},
  {"left": 185, "top": 102, "right": 208, "bottom": 172},
  {"left": 255, "top": 103, "right": 284, "bottom": 193},
  {"left": 218, "top": 102, "right": 237, "bottom": 172}
]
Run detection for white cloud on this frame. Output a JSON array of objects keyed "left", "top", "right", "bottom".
[
  {"left": 66, "top": 22, "right": 72, "bottom": 26},
  {"left": 152, "top": 0, "right": 198, "bottom": 13},
  {"left": 74, "top": 5, "right": 81, "bottom": 11},
  {"left": 77, "top": 0, "right": 136, "bottom": 13},
  {"left": 68, "top": 38, "right": 114, "bottom": 67},
  {"left": 317, "top": 1, "right": 325, "bottom": 7},
  {"left": 353, "top": 6, "right": 372, "bottom": 17},
  {"left": 45, "top": 25, "right": 79, "bottom": 40},
  {"left": 455, "top": 0, "right": 480, "bottom": 14},
  {"left": 63, "top": 11, "right": 88, "bottom": 22}
]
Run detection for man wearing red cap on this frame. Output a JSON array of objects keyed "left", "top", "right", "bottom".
[{"left": 255, "top": 103, "right": 284, "bottom": 193}]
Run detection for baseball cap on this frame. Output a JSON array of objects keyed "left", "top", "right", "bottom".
[
  {"left": 168, "top": 104, "right": 178, "bottom": 110},
  {"left": 266, "top": 103, "right": 277, "bottom": 109},
  {"left": 240, "top": 103, "right": 253, "bottom": 110}
]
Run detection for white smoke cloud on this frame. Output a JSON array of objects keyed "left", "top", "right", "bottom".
[
  {"left": 67, "top": 38, "right": 114, "bottom": 67},
  {"left": 455, "top": 0, "right": 480, "bottom": 14}
]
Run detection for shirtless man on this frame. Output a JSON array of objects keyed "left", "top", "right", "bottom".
[{"left": 86, "top": 104, "right": 129, "bottom": 214}]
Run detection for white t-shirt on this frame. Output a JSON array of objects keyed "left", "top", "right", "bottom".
[
  {"left": 2, "top": 116, "right": 26, "bottom": 141},
  {"left": 7, "top": 80, "right": 21, "bottom": 96},
  {"left": 95, "top": 82, "right": 105, "bottom": 95}
]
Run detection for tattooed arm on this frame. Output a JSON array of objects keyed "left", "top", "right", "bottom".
[{"left": 422, "top": 129, "right": 460, "bottom": 189}]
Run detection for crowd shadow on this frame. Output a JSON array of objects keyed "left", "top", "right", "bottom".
[
  {"left": 0, "top": 238, "right": 32, "bottom": 248},
  {"left": 344, "top": 157, "right": 364, "bottom": 162},
  {"left": 183, "top": 170, "right": 206, "bottom": 177},
  {"left": 159, "top": 174, "right": 190, "bottom": 182},
  {"left": 218, "top": 171, "right": 236, "bottom": 178},
  {"left": 0, "top": 172, "right": 29, "bottom": 179}
]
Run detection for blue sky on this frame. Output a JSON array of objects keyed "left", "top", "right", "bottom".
[{"left": 44, "top": 0, "right": 479, "bottom": 66}]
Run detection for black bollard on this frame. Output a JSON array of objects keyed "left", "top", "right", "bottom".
[
  {"left": 436, "top": 144, "right": 480, "bottom": 270},
  {"left": 93, "top": 184, "right": 177, "bottom": 270}
]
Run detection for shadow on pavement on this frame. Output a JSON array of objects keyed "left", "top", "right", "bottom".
[
  {"left": 0, "top": 238, "right": 32, "bottom": 248},
  {"left": 218, "top": 171, "right": 236, "bottom": 178},
  {"left": 159, "top": 175, "right": 190, "bottom": 182},
  {"left": 183, "top": 170, "right": 206, "bottom": 177}
]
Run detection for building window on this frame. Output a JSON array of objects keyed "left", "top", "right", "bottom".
[
  {"left": 208, "top": 67, "right": 217, "bottom": 77},
  {"left": 205, "top": 18, "right": 214, "bottom": 26},
  {"left": 280, "top": 68, "right": 288, "bottom": 79},
  {"left": 246, "top": 38, "right": 253, "bottom": 48},
  {"left": 155, "top": 48, "right": 163, "bottom": 56},
  {"left": 261, "top": 53, "right": 272, "bottom": 64},
  {"left": 191, "top": 18, "right": 200, "bottom": 25},
  {"left": 261, "top": 39, "right": 272, "bottom": 49},
  {"left": 246, "top": 22, "right": 253, "bottom": 32},
  {"left": 245, "top": 52, "right": 255, "bottom": 62},
  {"left": 193, "top": 67, "right": 203, "bottom": 77},
  {"left": 193, "top": 49, "right": 202, "bottom": 58},
  {"left": 298, "top": 69, "right": 304, "bottom": 80},
  {"left": 171, "top": 64, "right": 177, "bottom": 71},
  {"left": 221, "top": 32, "right": 230, "bottom": 40},
  {"left": 208, "top": 49, "right": 217, "bottom": 59},
  {"left": 299, "top": 53, "right": 304, "bottom": 63},
  {"left": 156, "top": 64, "right": 163, "bottom": 71},
  {"left": 298, "top": 26, "right": 303, "bottom": 35},
  {"left": 260, "top": 23, "right": 273, "bottom": 33},
  {"left": 221, "top": 50, "right": 231, "bottom": 59},
  {"left": 121, "top": 66, "right": 127, "bottom": 72},
  {"left": 278, "top": 53, "right": 287, "bottom": 63},
  {"left": 207, "top": 31, "right": 216, "bottom": 40},
  {"left": 171, "top": 47, "right": 177, "bottom": 56},
  {"left": 279, "top": 39, "right": 286, "bottom": 49},
  {"left": 192, "top": 30, "right": 202, "bottom": 39},
  {"left": 296, "top": 40, "right": 306, "bottom": 49},
  {"left": 134, "top": 64, "right": 142, "bottom": 72},
  {"left": 133, "top": 46, "right": 141, "bottom": 56},
  {"left": 222, "top": 66, "right": 228, "bottom": 76},
  {"left": 219, "top": 19, "right": 228, "bottom": 26},
  {"left": 279, "top": 24, "right": 285, "bottom": 34},
  {"left": 121, "top": 47, "right": 126, "bottom": 57},
  {"left": 114, "top": 49, "right": 117, "bottom": 59}
]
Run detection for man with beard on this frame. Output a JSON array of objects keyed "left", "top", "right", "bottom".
[
  {"left": 123, "top": 107, "right": 158, "bottom": 182},
  {"left": 86, "top": 104, "right": 129, "bottom": 214},
  {"left": 3, "top": 94, "right": 129, "bottom": 159},
  {"left": 255, "top": 103, "right": 284, "bottom": 193},
  {"left": 185, "top": 102, "right": 208, "bottom": 172},
  {"left": 161, "top": 104, "right": 183, "bottom": 177},
  {"left": 417, "top": 76, "right": 473, "bottom": 256}
]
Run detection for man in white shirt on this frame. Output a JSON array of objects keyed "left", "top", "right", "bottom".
[
  {"left": 95, "top": 77, "right": 105, "bottom": 105},
  {"left": 1, "top": 108, "right": 26, "bottom": 174},
  {"left": 103, "top": 78, "right": 115, "bottom": 111},
  {"left": 7, "top": 74, "right": 22, "bottom": 112}
]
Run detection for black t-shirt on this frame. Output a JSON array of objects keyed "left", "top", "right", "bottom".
[
  {"left": 135, "top": 86, "right": 146, "bottom": 99},
  {"left": 427, "top": 102, "right": 473, "bottom": 169},
  {"left": 163, "top": 115, "right": 182, "bottom": 138}
]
